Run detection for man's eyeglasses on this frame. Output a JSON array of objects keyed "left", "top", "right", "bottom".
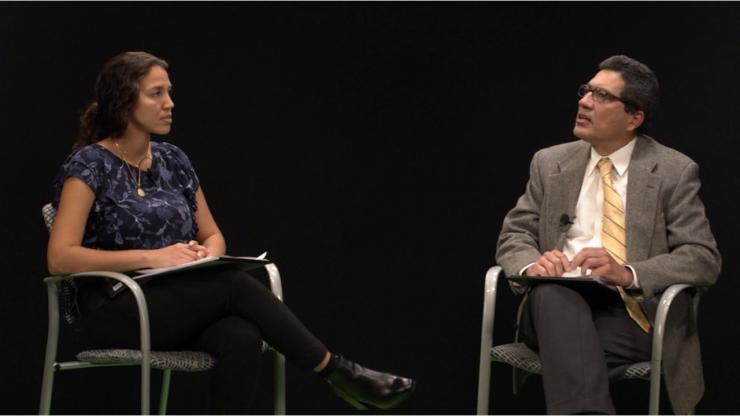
[{"left": 577, "top": 84, "right": 637, "bottom": 111}]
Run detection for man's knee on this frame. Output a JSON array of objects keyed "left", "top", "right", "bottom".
[
  {"left": 529, "top": 283, "right": 577, "bottom": 303},
  {"left": 528, "top": 283, "right": 591, "bottom": 318}
]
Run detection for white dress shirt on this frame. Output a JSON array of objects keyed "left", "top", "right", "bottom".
[{"left": 523, "top": 138, "right": 641, "bottom": 289}]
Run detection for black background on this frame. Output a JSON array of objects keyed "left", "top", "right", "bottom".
[{"left": 1, "top": 2, "right": 739, "bottom": 414}]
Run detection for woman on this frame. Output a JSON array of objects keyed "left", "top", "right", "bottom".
[{"left": 48, "top": 51, "right": 415, "bottom": 414}]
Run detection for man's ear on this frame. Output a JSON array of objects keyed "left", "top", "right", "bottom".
[{"left": 627, "top": 110, "right": 645, "bottom": 132}]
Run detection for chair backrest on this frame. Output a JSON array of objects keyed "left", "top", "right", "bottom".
[{"left": 42, "top": 203, "right": 56, "bottom": 233}]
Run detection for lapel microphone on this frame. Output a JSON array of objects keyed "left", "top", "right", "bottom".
[
  {"left": 147, "top": 153, "right": 158, "bottom": 182},
  {"left": 559, "top": 213, "right": 575, "bottom": 231},
  {"left": 147, "top": 164, "right": 158, "bottom": 184}
]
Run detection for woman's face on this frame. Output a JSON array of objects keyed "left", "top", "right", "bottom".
[{"left": 129, "top": 65, "right": 174, "bottom": 136}]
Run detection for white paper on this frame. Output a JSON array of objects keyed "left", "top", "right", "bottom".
[
  {"left": 135, "top": 251, "right": 268, "bottom": 275},
  {"left": 135, "top": 256, "right": 220, "bottom": 275}
]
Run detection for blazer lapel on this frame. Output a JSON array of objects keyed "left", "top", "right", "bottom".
[
  {"left": 626, "top": 136, "right": 660, "bottom": 262},
  {"left": 544, "top": 142, "right": 590, "bottom": 250}
]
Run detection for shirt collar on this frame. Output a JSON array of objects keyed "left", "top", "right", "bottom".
[{"left": 586, "top": 138, "right": 637, "bottom": 177}]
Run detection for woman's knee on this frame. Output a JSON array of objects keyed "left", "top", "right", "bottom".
[
  {"left": 214, "top": 268, "right": 268, "bottom": 295},
  {"left": 197, "top": 316, "right": 263, "bottom": 358},
  {"left": 228, "top": 317, "right": 263, "bottom": 352}
]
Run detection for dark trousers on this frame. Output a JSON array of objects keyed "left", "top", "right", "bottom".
[
  {"left": 519, "top": 282, "right": 652, "bottom": 415},
  {"left": 76, "top": 266, "right": 328, "bottom": 414}
]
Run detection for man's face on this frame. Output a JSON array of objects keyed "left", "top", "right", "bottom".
[{"left": 573, "top": 69, "right": 639, "bottom": 151}]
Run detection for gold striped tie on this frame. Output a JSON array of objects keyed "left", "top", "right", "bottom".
[{"left": 597, "top": 158, "right": 652, "bottom": 333}]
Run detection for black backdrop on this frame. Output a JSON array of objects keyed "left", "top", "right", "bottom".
[{"left": 1, "top": 2, "right": 739, "bottom": 414}]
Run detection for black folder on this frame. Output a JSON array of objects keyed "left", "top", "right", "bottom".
[
  {"left": 507, "top": 275, "right": 604, "bottom": 285},
  {"left": 108, "top": 255, "right": 271, "bottom": 296}
]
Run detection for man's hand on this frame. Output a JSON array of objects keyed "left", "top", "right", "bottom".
[
  {"left": 526, "top": 250, "right": 571, "bottom": 277},
  {"left": 570, "top": 247, "right": 633, "bottom": 287}
]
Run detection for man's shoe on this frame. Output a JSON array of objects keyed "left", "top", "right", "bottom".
[{"left": 326, "top": 355, "right": 416, "bottom": 410}]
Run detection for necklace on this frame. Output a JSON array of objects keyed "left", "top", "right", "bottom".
[{"left": 114, "top": 140, "right": 152, "bottom": 197}]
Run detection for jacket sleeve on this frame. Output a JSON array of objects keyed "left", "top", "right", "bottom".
[
  {"left": 496, "top": 151, "right": 546, "bottom": 287},
  {"left": 630, "top": 161, "right": 721, "bottom": 300}
]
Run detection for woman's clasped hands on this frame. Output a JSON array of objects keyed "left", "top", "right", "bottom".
[{"left": 149, "top": 240, "right": 210, "bottom": 268}]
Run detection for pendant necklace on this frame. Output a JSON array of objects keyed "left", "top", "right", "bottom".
[{"left": 114, "top": 140, "right": 152, "bottom": 197}]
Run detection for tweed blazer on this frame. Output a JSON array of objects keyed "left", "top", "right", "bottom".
[{"left": 496, "top": 135, "right": 721, "bottom": 414}]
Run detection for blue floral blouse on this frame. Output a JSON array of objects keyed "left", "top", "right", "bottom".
[{"left": 52, "top": 141, "right": 200, "bottom": 251}]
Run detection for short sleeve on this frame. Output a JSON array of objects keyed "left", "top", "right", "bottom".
[
  {"left": 160, "top": 142, "right": 199, "bottom": 190},
  {"left": 157, "top": 142, "right": 200, "bottom": 217},
  {"left": 179, "top": 149, "right": 200, "bottom": 194},
  {"left": 52, "top": 147, "right": 102, "bottom": 209}
]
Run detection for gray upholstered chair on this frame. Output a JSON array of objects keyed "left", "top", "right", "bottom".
[
  {"left": 476, "top": 265, "right": 702, "bottom": 415},
  {"left": 39, "top": 203, "right": 287, "bottom": 415}
]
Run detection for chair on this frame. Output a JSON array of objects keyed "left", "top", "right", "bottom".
[
  {"left": 39, "top": 203, "right": 287, "bottom": 415},
  {"left": 476, "top": 265, "right": 702, "bottom": 415}
]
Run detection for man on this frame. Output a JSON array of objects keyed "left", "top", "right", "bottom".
[{"left": 496, "top": 55, "right": 721, "bottom": 414}]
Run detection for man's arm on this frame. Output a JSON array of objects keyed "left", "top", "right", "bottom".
[
  {"left": 630, "top": 161, "right": 721, "bottom": 299},
  {"left": 496, "top": 151, "right": 547, "bottom": 280}
]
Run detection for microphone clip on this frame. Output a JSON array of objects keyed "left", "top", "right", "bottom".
[{"left": 559, "top": 214, "right": 575, "bottom": 232}]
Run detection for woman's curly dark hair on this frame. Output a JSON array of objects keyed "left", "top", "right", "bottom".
[{"left": 74, "top": 51, "right": 168, "bottom": 149}]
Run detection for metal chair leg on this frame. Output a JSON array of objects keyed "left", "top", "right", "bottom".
[
  {"left": 476, "top": 266, "right": 501, "bottom": 415},
  {"left": 39, "top": 365, "right": 55, "bottom": 415},
  {"left": 40, "top": 283, "right": 61, "bottom": 415},
  {"left": 266, "top": 260, "right": 286, "bottom": 415},
  {"left": 158, "top": 369, "right": 172, "bottom": 415},
  {"left": 274, "top": 351, "right": 286, "bottom": 415},
  {"left": 649, "top": 284, "right": 697, "bottom": 415},
  {"left": 53, "top": 272, "right": 154, "bottom": 414}
]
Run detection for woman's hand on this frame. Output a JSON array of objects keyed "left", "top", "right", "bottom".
[
  {"left": 186, "top": 240, "right": 210, "bottom": 259},
  {"left": 148, "top": 241, "right": 210, "bottom": 268}
]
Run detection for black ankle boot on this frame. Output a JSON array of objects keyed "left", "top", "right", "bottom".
[{"left": 326, "top": 355, "right": 416, "bottom": 411}]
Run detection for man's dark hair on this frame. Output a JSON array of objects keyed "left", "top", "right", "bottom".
[
  {"left": 74, "top": 51, "right": 169, "bottom": 149},
  {"left": 598, "top": 55, "right": 659, "bottom": 133}
]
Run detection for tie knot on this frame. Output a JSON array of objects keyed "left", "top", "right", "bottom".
[{"left": 597, "top": 158, "right": 613, "bottom": 176}]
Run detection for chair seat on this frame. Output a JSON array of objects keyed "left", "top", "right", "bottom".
[
  {"left": 491, "top": 342, "right": 651, "bottom": 380},
  {"left": 490, "top": 343, "right": 543, "bottom": 374},
  {"left": 621, "top": 361, "right": 651, "bottom": 380},
  {"left": 77, "top": 349, "right": 216, "bottom": 372}
]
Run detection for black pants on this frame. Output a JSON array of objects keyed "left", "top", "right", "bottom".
[
  {"left": 76, "top": 266, "right": 328, "bottom": 414},
  {"left": 519, "top": 282, "right": 652, "bottom": 415}
]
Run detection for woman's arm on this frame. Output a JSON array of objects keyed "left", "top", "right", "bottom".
[
  {"left": 193, "top": 186, "right": 226, "bottom": 256},
  {"left": 47, "top": 177, "right": 205, "bottom": 275}
]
